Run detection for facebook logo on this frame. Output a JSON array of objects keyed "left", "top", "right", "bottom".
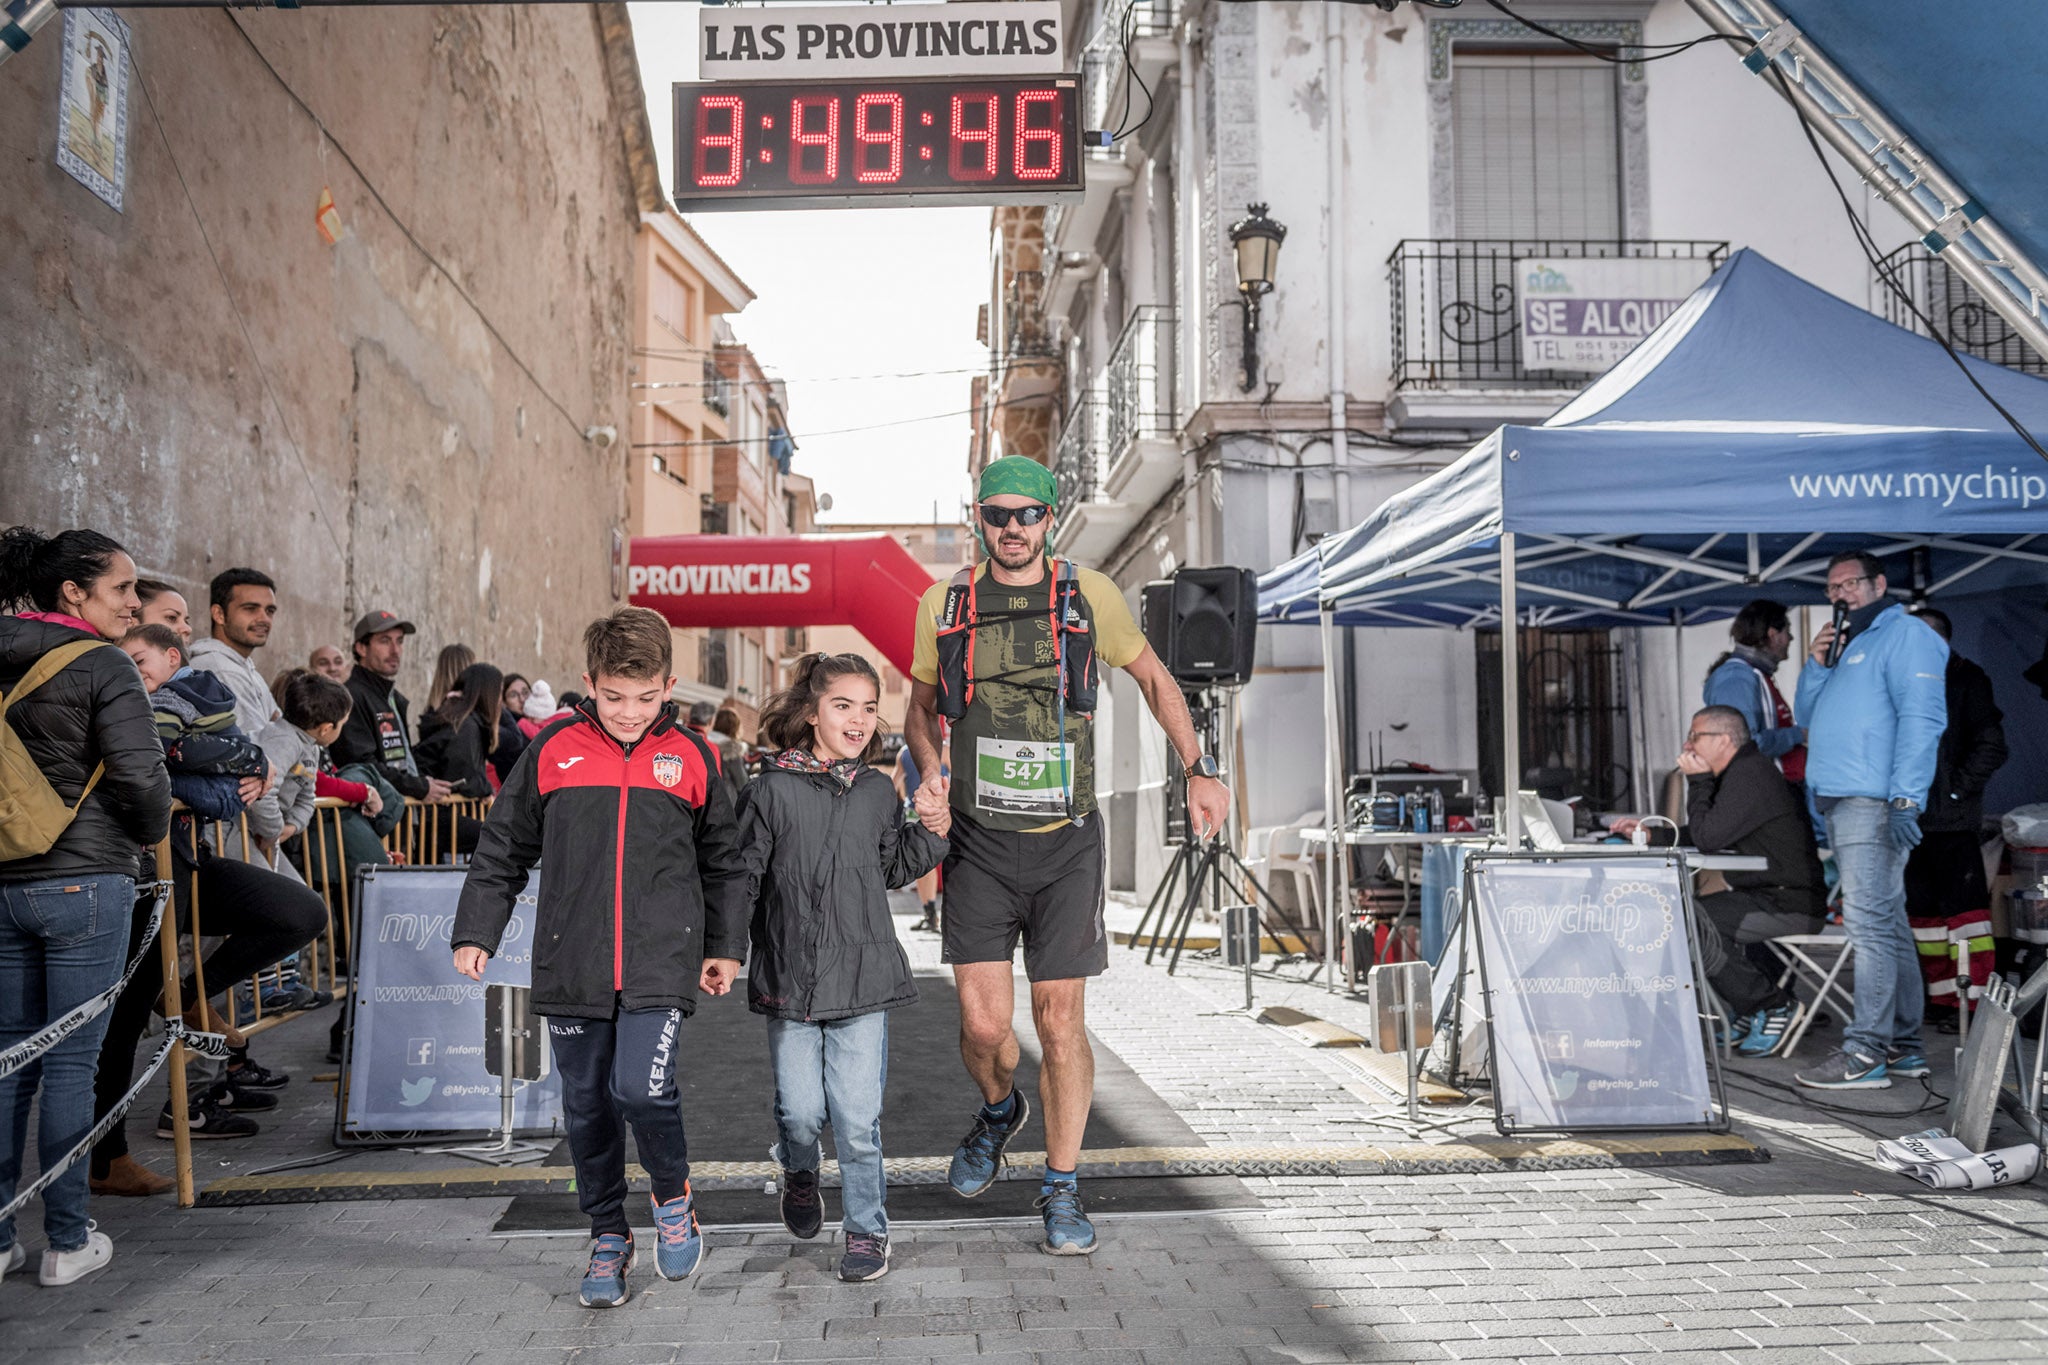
[{"left": 407, "top": 1038, "right": 436, "bottom": 1067}]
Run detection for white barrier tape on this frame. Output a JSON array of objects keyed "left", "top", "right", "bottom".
[
  {"left": 0, "top": 1017, "right": 223, "bottom": 1222},
  {"left": 0, "top": 882, "right": 174, "bottom": 1082}
]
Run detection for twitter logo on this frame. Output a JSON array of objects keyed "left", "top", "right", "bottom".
[{"left": 399, "top": 1076, "right": 435, "bottom": 1107}]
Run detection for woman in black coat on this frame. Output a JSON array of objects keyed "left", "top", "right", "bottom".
[
  {"left": 736, "top": 653, "right": 945, "bottom": 1283},
  {"left": 415, "top": 662, "right": 504, "bottom": 800},
  {"left": 0, "top": 526, "right": 170, "bottom": 1284}
]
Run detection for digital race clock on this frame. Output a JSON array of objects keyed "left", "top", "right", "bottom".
[{"left": 672, "top": 75, "right": 1083, "bottom": 211}]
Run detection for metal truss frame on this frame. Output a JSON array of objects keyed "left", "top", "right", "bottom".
[{"left": 1685, "top": 0, "right": 2048, "bottom": 368}]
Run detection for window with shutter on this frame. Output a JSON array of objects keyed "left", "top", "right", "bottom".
[{"left": 1452, "top": 54, "right": 1620, "bottom": 241}]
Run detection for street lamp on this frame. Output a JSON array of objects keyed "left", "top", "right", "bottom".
[{"left": 1229, "top": 203, "right": 1286, "bottom": 393}]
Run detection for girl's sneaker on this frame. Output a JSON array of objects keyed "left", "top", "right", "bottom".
[
  {"left": 780, "top": 1167, "right": 822, "bottom": 1240},
  {"left": 578, "top": 1233, "right": 634, "bottom": 1307},
  {"left": 650, "top": 1188, "right": 706, "bottom": 1281},
  {"left": 838, "top": 1232, "right": 890, "bottom": 1282},
  {"left": 40, "top": 1225, "right": 113, "bottom": 1286}
]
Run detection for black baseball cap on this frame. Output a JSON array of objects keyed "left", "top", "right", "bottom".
[{"left": 352, "top": 609, "right": 417, "bottom": 643}]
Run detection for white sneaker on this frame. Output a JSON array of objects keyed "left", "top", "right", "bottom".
[
  {"left": 2, "top": 1242, "right": 25, "bottom": 1280},
  {"left": 39, "top": 1225, "right": 113, "bottom": 1286}
]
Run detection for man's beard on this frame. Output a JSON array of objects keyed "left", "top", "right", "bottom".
[{"left": 991, "top": 536, "right": 1038, "bottom": 567}]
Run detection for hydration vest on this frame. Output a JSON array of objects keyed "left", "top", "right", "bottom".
[{"left": 934, "top": 558, "right": 1100, "bottom": 723}]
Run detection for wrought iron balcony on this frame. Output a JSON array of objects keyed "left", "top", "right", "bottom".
[
  {"left": 1387, "top": 239, "right": 1729, "bottom": 392},
  {"left": 1105, "top": 305, "right": 1176, "bottom": 458},
  {"left": 1874, "top": 244, "right": 2047, "bottom": 376},
  {"left": 1055, "top": 388, "right": 1108, "bottom": 512},
  {"left": 703, "top": 357, "right": 732, "bottom": 417}
]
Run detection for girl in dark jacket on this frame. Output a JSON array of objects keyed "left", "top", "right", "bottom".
[
  {"left": 415, "top": 662, "right": 504, "bottom": 799},
  {"left": 0, "top": 526, "right": 170, "bottom": 1286},
  {"left": 737, "top": 653, "right": 946, "bottom": 1284}
]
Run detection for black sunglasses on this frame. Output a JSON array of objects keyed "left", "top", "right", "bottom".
[{"left": 978, "top": 504, "right": 1051, "bottom": 529}]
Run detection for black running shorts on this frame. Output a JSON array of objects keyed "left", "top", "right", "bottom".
[{"left": 940, "top": 813, "right": 1108, "bottom": 981}]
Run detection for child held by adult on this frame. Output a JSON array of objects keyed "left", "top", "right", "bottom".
[{"left": 739, "top": 653, "right": 948, "bottom": 1282}]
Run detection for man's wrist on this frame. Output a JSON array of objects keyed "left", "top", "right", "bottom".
[{"left": 1182, "top": 754, "right": 1221, "bottom": 780}]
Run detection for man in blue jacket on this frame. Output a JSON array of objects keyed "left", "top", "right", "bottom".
[{"left": 1793, "top": 551, "right": 1948, "bottom": 1090}]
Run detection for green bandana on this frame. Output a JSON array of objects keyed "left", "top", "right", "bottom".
[{"left": 976, "top": 455, "right": 1058, "bottom": 508}]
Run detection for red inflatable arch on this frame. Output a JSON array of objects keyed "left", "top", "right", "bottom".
[{"left": 627, "top": 534, "right": 937, "bottom": 680}]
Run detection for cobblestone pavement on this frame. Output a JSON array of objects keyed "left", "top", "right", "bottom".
[{"left": 3, "top": 893, "right": 2044, "bottom": 1364}]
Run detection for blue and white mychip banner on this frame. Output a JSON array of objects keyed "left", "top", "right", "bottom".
[
  {"left": 343, "top": 866, "right": 563, "bottom": 1135},
  {"left": 1469, "top": 854, "right": 1716, "bottom": 1133}
]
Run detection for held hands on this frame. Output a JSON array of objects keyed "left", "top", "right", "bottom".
[
  {"left": 699, "top": 957, "right": 741, "bottom": 996},
  {"left": 1888, "top": 804, "right": 1924, "bottom": 852},
  {"left": 452, "top": 946, "right": 489, "bottom": 981},
  {"left": 913, "top": 772, "right": 951, "bottom": 838},
  {"left": 1186, "top": 775, "right": 1232, "bottom": 842}
]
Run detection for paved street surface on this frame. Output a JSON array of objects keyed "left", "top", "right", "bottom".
[{"left": 4, "top": 892, "right": 2045, "bottom": 1364}]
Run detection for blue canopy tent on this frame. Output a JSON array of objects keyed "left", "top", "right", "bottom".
[{"left": 1257, "top": 248, "right": 2048, "bottom": 982}]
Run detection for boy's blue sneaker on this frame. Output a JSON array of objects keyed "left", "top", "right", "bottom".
[
  {"left": 1736, "top": 1001, "right": 1806, "bottom": 1058},
  {"left": 1886, "top": 1048, "right": 1932, "bottom": 1078},
  {"left": 1036, "top": 1180, "right": 1097, "bottom": 1256},
  {"left": 578, "top": 1233, "right": 634, "bottom": 1308},
  {"left": 949, "top": 1090, "right": 1030, "bottom": 1198},
  {"left": 650, "top": 1187, "right": 706, "bottom": 1281},
  {"left": 1794, "top": 1049, "right": 1890, "bottom": 1090}
]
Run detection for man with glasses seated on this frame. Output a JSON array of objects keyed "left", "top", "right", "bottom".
[
  {"left": 1792, "top": 550, "right": 1948, "bottom": 1090},
  {"left": 903, "top": 456, "right": 1230, "bottom": 1257},
  {"left": 1666, "top": 706, "right": 1827, "bottom": 1058}
]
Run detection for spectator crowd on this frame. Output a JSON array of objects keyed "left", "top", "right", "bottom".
[{"left": 0, "top": 521, "right": 766, "bottom": 1288}]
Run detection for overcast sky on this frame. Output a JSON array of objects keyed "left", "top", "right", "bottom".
[{"left": 629, "top": 2, "right": 986, "bottom": 528}]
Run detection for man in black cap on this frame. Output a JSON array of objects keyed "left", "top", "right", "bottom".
[{"left": 331, "top": 609, "right": 451, "bottom": 804}]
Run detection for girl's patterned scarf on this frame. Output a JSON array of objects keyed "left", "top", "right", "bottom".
[{"left": 773, "top": 747, "right": 861, "bottom": 789}]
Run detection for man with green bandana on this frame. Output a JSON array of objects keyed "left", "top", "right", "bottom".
[{"left": 905, "top": 455, "right": 1231, "bottom": 1256}]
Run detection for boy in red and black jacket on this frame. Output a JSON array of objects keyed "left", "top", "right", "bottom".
[{"left": 451, "top": 608, "right": 745, "bottom": 1308}]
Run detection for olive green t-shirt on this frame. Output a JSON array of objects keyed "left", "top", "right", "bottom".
[{"left": 911, "top": 561, "right": 1146, "bottom": 832}]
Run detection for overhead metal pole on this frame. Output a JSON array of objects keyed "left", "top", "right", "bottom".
[
  {"left": 1686, "top": 0, "right": 2048, "bottom": 368},
  {"left": 1499, "top": 532, "right": 1521, "bottom": 848}
]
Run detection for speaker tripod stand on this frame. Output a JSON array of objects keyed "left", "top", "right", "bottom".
[{"left": 1126, "top": 690, "right": 1302, "bottom": 1012}]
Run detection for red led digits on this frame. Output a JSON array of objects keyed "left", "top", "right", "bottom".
[
  {"left": 854, "top": 92, "right": 905, "bottom": 185},
  {"left": 693, "top": 94, "right": 745, "bottom": 188},
  {"left": 948, "top": 91, "right": 999, "bottom": 182},
  {"left": 1013, "top": 88, "right": 1062, "bottom": 182},
  {"left": 789, "top": 95, "right": 840, "bottom": 185}
]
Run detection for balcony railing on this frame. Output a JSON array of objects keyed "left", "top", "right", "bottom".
[
  {"left": 1387, "top": 240, "right": 1729, "bottom": 391},
  {"left": 1105, "top": 305, "right": 1175, "bottom": 457},
  {"left": 1055, "top": 388, "right": 1108, "bottom": 510},
  {"left": 703, "top": 357, "right": 732, "bottom": 417},
  {"left": 1079, "top": 0, "right": 1176, "bottom": 134},
  {"left": 1875, "top": 244, "right": 2047, "bottom": 377}
]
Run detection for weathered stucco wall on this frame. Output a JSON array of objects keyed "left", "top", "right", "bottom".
[{"left": 1, "top": 4, "right": 652, "bottom": 702}]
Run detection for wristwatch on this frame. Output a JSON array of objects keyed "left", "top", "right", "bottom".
[
  {"left": 1889, "top": 797, "right": 1918, "bottom": 812},
  {"left": 1185, "top": 754, "right": 1221, "bottom": 780}
]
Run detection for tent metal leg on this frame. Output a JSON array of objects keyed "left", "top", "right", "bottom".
[
  {"left": 1320, "top": 609, "right": 1342, "bottom": 993},
  {"left": 1500, "top": 532, "right": 1521, "bottom": 847}
]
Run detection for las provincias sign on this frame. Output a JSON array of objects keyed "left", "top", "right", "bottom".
[{"left": 699, "top": 2, "right": 1063, "bottom": 80}]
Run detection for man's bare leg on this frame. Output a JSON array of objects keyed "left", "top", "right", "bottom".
[
  {"left": 953, "top": 962, "right": 1021, "bottom": 1105},
  {"left": 1029, "top": 978, "right": 1092, "bottom": 1171}
]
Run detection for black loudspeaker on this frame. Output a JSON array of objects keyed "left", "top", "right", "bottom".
[{"left": 1141, "top": 567, "right": 1258, "bottom": 685}]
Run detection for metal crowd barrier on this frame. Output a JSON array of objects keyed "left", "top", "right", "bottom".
[{"left": 138, "top": 793, "right": 493, "bottom": 1205}]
